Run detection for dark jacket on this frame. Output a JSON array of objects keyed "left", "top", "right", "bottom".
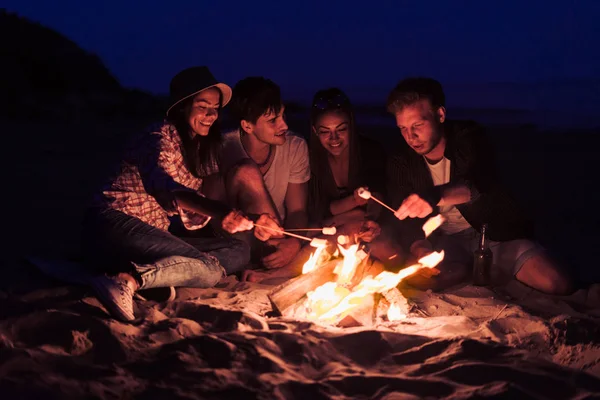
[
  {"left": 385, "top": 120, "right": 534, "bottom": 251},
  {"left": 309, "top": 135, "right": 387, "bottom": 224}
]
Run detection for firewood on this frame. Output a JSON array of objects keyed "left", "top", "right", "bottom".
[
  {"left": 338, "top": 294, "right": 377, "bottom": 327},
  {"left": 268, "top": 259, "right": 339, "bottom": 316}
]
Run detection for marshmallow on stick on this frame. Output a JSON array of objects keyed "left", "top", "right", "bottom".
[
  {"left": 310, "top": 238, "right": 329, "bottom": 248},
  {"left": 356, "top": 187, "right": 396, "bottom": 213},
  {"left": 357, "top": 187, "right": 372, "bottom": 200},
  {"left": 337, "top": 235, "right": 351, "bottom": 245},
  {"left": 422, "top": 214, "right": 446, "bottom": 237},
  {"left": 322, "top": 226, "right": 337, "bottom": 235},
  {"left": 286, "top": 227, "right": 337, "bottom": 235}
]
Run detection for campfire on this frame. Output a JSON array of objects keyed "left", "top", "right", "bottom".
[{"left": 269, "top": 215, "right": 446, "bottom": 327}]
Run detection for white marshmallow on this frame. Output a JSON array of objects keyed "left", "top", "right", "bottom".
[
  {"left": 310, "top": 238, "right": 328, "bottom": 248},
  {"left": 357, "top": 187, "right": 371, "bottom": 200},
  {"left": 337, "top": 235, "right": 350, "bottom": 245},
  {"left": 422, "top": 214, "right": 446, "bottom": 237},
  {"left": 322, "top": 226, "right": 336, "bottom": 235}
]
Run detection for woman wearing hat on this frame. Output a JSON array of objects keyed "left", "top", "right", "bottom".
[{"left": 81, "top": 66, "right": 281, "bottom": 322}]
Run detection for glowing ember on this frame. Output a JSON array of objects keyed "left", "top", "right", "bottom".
[
  {"left": 335, "top": 244, "right": 361, "bottom": 285},
  {"left": 292, "top": 214, "right": 447, "bottom": 325},
  {"left": 422, "top": 214, "right": 446, "bottom": 237},
  {"left": 301, "top": 244, "right": 328, "bottom": 274},
  {"left": 387, "top": 303, "right": 405, "bottom": 321},
  {"left": 305, "top": 282, "right": 350, "bottom": 319},
  {"left": 301, "top": 251, "right": 445, "bottom": 324},
  {"left": 419, "top": 250, "right": 445, "bottom": 268}
]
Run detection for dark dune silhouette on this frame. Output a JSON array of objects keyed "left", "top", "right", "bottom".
[{"left": 0, "top": 9, "right": 166, "bottom": 120}]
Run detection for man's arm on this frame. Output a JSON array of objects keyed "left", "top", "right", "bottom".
[
  {"left": 442, "top": 122, "right": 499, "bottom": 201},
  {"left": 261, "top": 136, "right": 310, "bottom": 269},
  {"left": 261, "top": 182, "right": 308, "bottom": 269},
  {"left": 398, "top": 124, "right": 498, "bottom": 219},
  {"left": 284, "top": 181, "right": 309, "bottom": 229},
  {"left": 383, "top": 153, "right": 429, "bottom": 255}
]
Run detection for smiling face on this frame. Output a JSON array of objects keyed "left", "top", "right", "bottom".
[
  {"left": 187, "top": 87, "right": 221, "bottom": 137},
  {"left": 242, "top": 105, "right": 288, "bottom": 146},
  {"left": 313, "top": 110, "right": 351, "bottom": 157},
  {"left": 394, "top": 98, "right": 446, "bottom": 157}
]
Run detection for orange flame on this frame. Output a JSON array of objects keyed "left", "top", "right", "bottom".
[
  {"left": 304, "top": 251, "right": 445, "bottom": 323},
  {"left": 387, "top": 303, "right": 405, "bottom": 321},
  {"left": 422, "top": 214, "right": 446, "bottom": 237},
  {"left": 296, "top": 216, "right": 446, "bottom": 325},
  {"left": 335, "top": 244, "right": 362, "bottom": 285},
  {"left": 302, "top": 244, "right": 327, "bottom": 274}
]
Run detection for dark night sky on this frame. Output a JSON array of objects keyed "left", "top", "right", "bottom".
[{"left": 5, "top": 0, "right": 600, "bottom": 114}]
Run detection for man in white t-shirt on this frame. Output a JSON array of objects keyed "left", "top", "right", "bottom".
[
  {"left": 424, "top": 156, "right": 471, "bottom": 235},
  {"left": 219, "top": 77, "right": 310, "bottom": 270}
]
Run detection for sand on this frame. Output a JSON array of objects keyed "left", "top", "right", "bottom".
[{"left": 1, "top": 263, "right": 600, "bottom": 399}]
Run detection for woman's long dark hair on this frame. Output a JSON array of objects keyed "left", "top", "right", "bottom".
[
  {"left": 166, "top": 92, "right": 223, "bottom": 178},
  {"left": 309, "top": 88, "right": 363, "bottom": 223}
]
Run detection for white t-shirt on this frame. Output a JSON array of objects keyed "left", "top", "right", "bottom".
[
  {"left": 221, "top": 129, "right": 310, "bottom": 221},
  {"left": 425, "top": 157, "right": 471, "bottom": 234}
]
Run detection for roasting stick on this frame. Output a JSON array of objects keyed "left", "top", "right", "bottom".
[
  {"left": 357, "top": 188, "right": 396, "bottom": 213},
  {"left": 253, "top": 223, "right": 313, "bottom": 242},
  {"left": 285, "top": 227, "right": 337, "bottom": 235}
]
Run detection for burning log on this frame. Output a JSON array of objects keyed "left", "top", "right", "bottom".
[
  {"left": 268, "top": 259, "right": 339, "bottom": 316},
  {"left": 268, "top": 212, "right": 448, "bottom": 326},
  {"left": 382, "top": 288, "right": 410, "bottom": 321}
]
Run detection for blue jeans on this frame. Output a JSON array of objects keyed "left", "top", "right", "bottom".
[{"left": 82, "top": 208, "right": 250, "bottom": 289}]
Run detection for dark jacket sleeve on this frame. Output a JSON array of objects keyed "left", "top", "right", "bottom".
[
  {"left": 382, "top": 152, "right": 427, "bottom": 253},
  {"left": 360, "top": 136, "right": 388, "bottom": 196},
  {"left": 451, "top": 121, "right": 535, "bottom": 240},
  {"left": 453, "top": 122, "right": 500, "bottom": 199}
]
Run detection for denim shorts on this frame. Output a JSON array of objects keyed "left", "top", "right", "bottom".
[{"left": 432, "top": 227, "right": 544, "bottom": 276}]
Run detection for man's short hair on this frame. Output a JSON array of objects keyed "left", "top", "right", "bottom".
[
  {"left": 386, "top": 77, "right": 446, "bottom": 114},
  {"left": 229, "top": 77, "right": 283, "bottom": 124}
]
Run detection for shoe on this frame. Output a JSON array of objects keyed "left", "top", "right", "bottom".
[
  {"left": 135, "top": 286, "right": 176, "bottom": 302},
  {"left": 90, "top": 275, "right": 136, "bottom": 322}
]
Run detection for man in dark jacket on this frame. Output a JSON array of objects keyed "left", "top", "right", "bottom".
[{"left": 385, "top": 77, "right": 572, "bottom": 295}]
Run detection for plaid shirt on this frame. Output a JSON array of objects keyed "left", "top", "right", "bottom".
[{"left": 92, "top": 121, "right": 217, "bottom": 231}]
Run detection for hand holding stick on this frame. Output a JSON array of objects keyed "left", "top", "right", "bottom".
[
  {"left": 253, "top": 223, "right": 313, "bottom": 242},
  {"left": 356, "top": 188, "right": 396, "bottom": 213}
]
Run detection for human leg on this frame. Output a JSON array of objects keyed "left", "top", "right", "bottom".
[
  {"left": 225, "top": 159, "right": 280, "bottom": 219},
  {"left": 82, "top": 209, "right": 240, "bottom": 321},
  {"left": 491, "top": 239, "right": 573, "bottom": 295},
  {"left": 178, "top": 236, "right": 250, "bottom": 275},
  {"left": 82, "top": 208, "right": 228, "bottom": 288}
]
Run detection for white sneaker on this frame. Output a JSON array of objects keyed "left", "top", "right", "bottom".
[{"left": 90, "top": 275, "right": 136, "bottom": 322}]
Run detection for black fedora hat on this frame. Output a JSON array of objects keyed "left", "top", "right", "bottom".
[{"left": 166, "top": 66, "right": 232, "bottom": 116}]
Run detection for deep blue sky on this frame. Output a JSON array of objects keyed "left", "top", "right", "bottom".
[{"left": 5, "top": 0, "right": 600, "bottom": 108}]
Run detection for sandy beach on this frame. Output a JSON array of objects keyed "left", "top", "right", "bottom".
[{"left": 1, "top": 266, "right": 600, "bottom": 399}]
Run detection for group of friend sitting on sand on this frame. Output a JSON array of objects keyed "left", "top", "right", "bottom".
[{"left": 77, "top": 66, "right": 573, "bottom": 322}]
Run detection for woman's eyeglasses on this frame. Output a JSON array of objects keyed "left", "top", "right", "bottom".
[{"left": 312, "top": 93, "right": 350, "bottom": 110}]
